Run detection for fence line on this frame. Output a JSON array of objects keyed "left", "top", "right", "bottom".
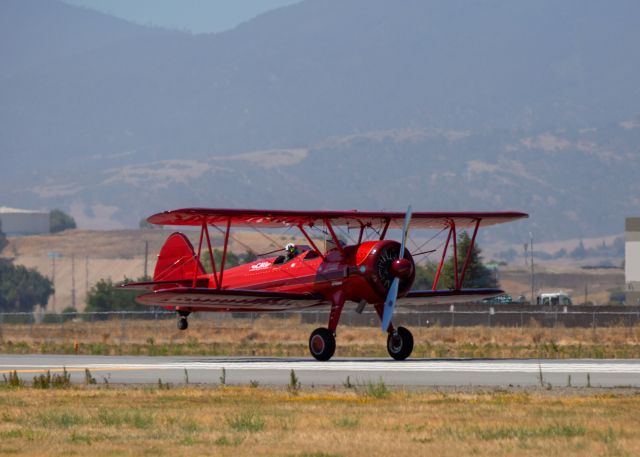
[{"left": 0, "top": 309, "right": 639, "bottom": 328}]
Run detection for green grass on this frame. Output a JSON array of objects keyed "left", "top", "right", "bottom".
[
  {"left": 333, "top": 417, "right": 359, "bottom": 428},
  {"left": 214, "top": 435, "right": 245, "bottom": 446},
  {"left": 227, "top": 411, "right": 265, "bottom": 433},
  {"left": 36, "top": 412, "right": 85, "bottom": 428},
  {"left": 473, "top": 423, "right": 587, "bottom": 441},
  {"left": 360, "top": 379, "right": 390, "bottom": 399},
  {"left": 96, "top": 410, "right": 154, "bottom": 429}
]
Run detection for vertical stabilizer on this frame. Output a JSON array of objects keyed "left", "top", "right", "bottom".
[{"left": 153, "top": 232, "right": 205, "bottom": 282}]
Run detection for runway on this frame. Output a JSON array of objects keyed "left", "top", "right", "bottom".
[{"left": 1, "top": 355, "right": 639, "bottom": 387}]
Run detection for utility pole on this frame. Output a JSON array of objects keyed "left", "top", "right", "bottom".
[
  {"left": 47, "top": 252, "right": 62, "bottom": 312},
  {"left": 51, "top": 255, "right": 56, "bottom": 312},
  {"left": 144, "top": 240, "right": 149, "bottom": 279},
  {"left": 584, "top": 282, "right": 588, "bottom": 305},
  {"left": 71, "top": 254, "right": 76, "bottom": 310},
  {"left": 530, "top": 232, "right": 535, "bottom": 305},
  {"left": 85, "top": 255, "right": 89, "bottom": 299}
]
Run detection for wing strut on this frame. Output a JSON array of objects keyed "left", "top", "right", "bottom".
[
  {"left": 452, "top": 220, "right": 459, "bottom": 287},
  {"left": 196, "top": 218, "right": 232, "bottom": 290},
  {"left": 325, "top": 220, "right": 345, "bottom": 256},
  {"left": 193, "top": 220, "right": 205, "bottom": 288},
  {"left": 203, "top": 222, "right": 219, "bottom": 289},
  {"left": 218, "top": 218, "right": 231, "bottom": 289},
  {"left": 379, "top": 218, "right": 391, "bottom": 240},
  {"left": 432, "top": 225, "right": 453, "bottom": 291},
  {"left": 457, "top": 219, "right": 480, "bottom": 288},
  {"left": 430, "top": 218, "right": 482, "bottom": 291},
  {"left": 298, "top": 224, "right": 326, "bottom": 260}
]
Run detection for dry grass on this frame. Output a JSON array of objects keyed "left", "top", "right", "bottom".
[
  {"left": 0, "top": 385, "right": 638, "bottom": 456},
  {"left": 1, "top": 317, "right": 640, "bottom": 359}
]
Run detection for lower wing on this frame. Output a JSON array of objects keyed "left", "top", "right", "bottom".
[
  {"left": 132, "top": 287, "right": 328, "bottom": 312},
  {"left": 398, "top": 288, "right": 503, "bottom": 305}
]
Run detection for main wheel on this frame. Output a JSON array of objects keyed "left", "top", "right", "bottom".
[
  {"left": 177, "top": 317, "right": 188, "bottom": 331},
  {"left": 308, "top": 328, "right": 336, "bottom": 361},
  {"left": 387, "top": 326, "right": 413, "bottom": 360}
]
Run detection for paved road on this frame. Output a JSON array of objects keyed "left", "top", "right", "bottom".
[{"left": 1, "top": 355, "right": 639, "bottom": 387}]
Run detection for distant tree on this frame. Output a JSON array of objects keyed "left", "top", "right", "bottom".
[
  {"left": 200, "top": 250, "right": 247, "bottom": 273},
  {"left": 0, "top": 259, "right": 53, "bottom": 312},
  {"left": 553, "top": 248, "right": 567, "bottom": 259},
  {"left": 240, "top": 251, "right": 258, "bottom": 263},
  {"left": 570, "top": 239, "right": 587, "bottom": 260},
  {"left": 0, "top": 220, "right": 8, "bottom": 253},
  {"left": 438, "top": 231, "right": 497, "bottom": 289},
  {"left": 532, "top": 251, "right": 553, "bottom": 260},
  {"left": 84, "top": 277, "right": 147, "bottom": 319},
  {"left": 60, "top": 306, "right": 78, "bottom": 320},
  {"left": 139, "top": 218, "right": 161, "bottom": 229},
  {"left": 412, "top": 262, "right": 438, "bottom": 290},
  {"left": 50, "top": 209, "right": 76, "bottom": 233},
  {"left": 496, "top": 248, "right": 517, "bottom": 262},
  {"left": 612, "top": 237, "right": 625, "bottom": 257}
]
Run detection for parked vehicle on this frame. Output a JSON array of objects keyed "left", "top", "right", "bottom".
[
  {"left": 537, "top": 292, "right": 572, "bottom": 306},
  {"left": 482, "top": 294, "right": 513, "bottom": 304}
]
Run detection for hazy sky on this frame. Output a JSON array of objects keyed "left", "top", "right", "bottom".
[{"left": 62, "top": 0, "right": 302, "bottom": 34}]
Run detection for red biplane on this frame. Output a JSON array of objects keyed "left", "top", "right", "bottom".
[{"left": 123, "top": 207, "right": 527, "bottom": 361}]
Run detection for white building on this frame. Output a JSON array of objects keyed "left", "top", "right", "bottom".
[
  {"left": 0, "top": 206, "right": 50, "bottom": 235},
  {"left": 625, "top": 217, "right": 640, "bottom": 305}
]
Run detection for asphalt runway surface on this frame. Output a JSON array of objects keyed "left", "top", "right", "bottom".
[{"left": 2, "top": 355, "right": 640, "bottom": 388}]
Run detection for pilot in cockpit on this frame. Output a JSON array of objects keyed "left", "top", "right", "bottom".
[{"left": 284, "top": 243, "right": 299, "bottom": 262}]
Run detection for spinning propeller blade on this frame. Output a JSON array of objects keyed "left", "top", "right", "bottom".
[{"left": 381, "top": 205, "right": 412, "bottom": 331}]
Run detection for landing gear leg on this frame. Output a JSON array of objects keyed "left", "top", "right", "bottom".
[
  {"left": 374, "top": 304, "right": 413, "bottom": 360},
  {"left": 308, "top": 291, "right": 344, "bottom": 361},
  {"left": 177, "top": 310, "right": 190, "bottom": 331}
]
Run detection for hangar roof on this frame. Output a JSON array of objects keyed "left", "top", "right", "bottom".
[{"left": 0, "top": 206, "right": 48, "bottom": 215}]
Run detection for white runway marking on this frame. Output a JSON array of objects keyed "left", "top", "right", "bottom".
[{"left": 3, "top": 360, "right": 640, "bottom": 374}]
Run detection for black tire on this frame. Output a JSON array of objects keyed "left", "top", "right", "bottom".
[
  {"left": 387, "top": 326, "right": 413, "bottom": 360},
  {"left": 177, "top": 317, "right": 188, "bottom": 331},
  {"left": 308, "top": 328, "right": 336, "bottom": 361}
]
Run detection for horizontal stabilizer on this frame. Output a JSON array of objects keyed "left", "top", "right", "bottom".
[{"left": 120, "top": 279, "right": 207, "bottom": 291}]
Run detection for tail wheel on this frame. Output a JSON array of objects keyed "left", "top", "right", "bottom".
[
  {"left": 177, "top": 317, "right": 188, "bottom": 331},
  {"left": 308, "top": 328, "right": 336, "bottom": 361},
  {"left": 387, "top": 326, "right": 413, "bottom": 360}
]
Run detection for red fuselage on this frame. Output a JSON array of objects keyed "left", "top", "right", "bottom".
[{"left": 192, "top": 240, "right": 415, "bottom": 311}]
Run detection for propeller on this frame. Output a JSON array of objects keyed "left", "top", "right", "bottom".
[{"left": 381, "top": 205, "right": 412, "bottom": 332}]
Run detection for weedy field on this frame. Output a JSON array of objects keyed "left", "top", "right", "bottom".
[
  {"left": 0, "top": 383, "right": 638, "bottom": 457},
  {"left": 1, "top": 317, "right": 640, "bottom": 359}
]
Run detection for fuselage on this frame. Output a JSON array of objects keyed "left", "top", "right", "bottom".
[{"left": 196, "top": 240, "right": 415, "bottom": 309}]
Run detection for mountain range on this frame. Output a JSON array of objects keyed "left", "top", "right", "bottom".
[{"left": 1, "top": 0, "right": 639, "bottom": 244}]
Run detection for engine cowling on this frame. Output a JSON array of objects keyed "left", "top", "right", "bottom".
[{"left": 358, "top": 240, "right": 415, "bottom": 300}]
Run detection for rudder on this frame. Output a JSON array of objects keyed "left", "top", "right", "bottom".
[{"left": 154, "top": 232, "right": 205, "bottom": 282}]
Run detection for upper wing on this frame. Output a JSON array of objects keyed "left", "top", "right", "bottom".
[
  {"left": 397, "top": 288, "right": 504, "bottom": 306},
  {"left": 146, "top": 208, "right": 528, "bottom": 230},
  {"left": 133, "top": 287, "right": 328, "bottom": 311}
]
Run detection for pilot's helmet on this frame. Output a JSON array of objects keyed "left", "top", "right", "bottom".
[{"left": 285, "top": 243, "right": 296, "bottom": 253}]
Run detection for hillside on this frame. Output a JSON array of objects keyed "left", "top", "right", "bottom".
[{"left": 1, "top": 0, "right": 639, "bottom": 242}]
